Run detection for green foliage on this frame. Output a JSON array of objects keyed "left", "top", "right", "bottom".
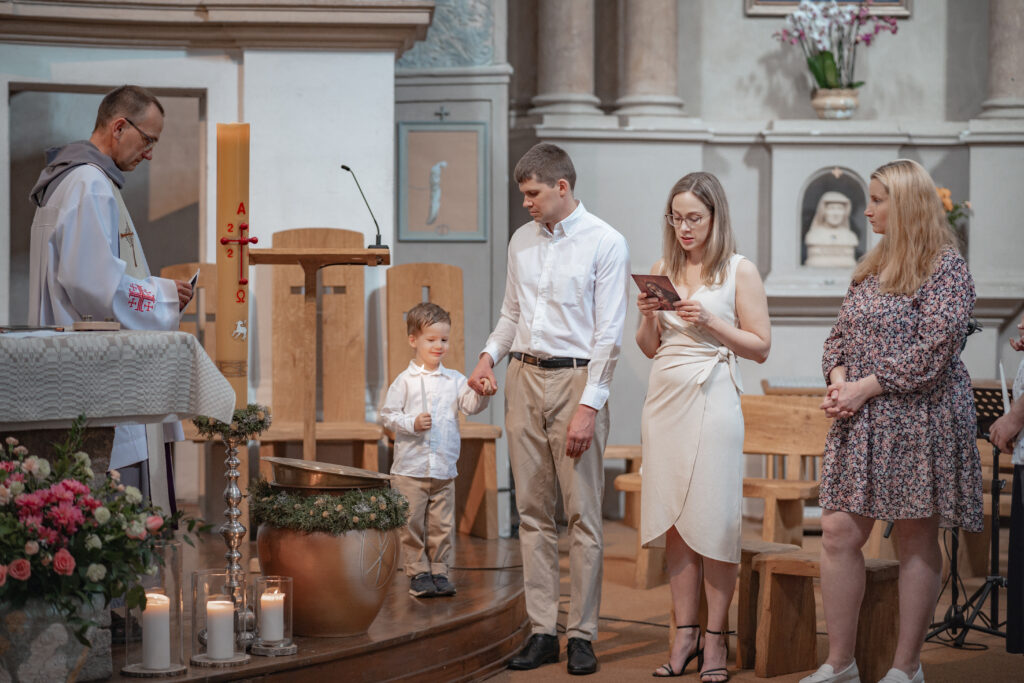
[
  {"left": 249, "top": 479, "right": 408, "bottom": 535},
  {"left": 192, "top": 403, "right": 272, "bottom": 442}
]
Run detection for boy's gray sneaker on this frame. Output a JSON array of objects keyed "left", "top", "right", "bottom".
[
  {"left": 432, "top": 574, "right": 457, "bottom": 596},
  {"left": 409, "top": 572, "right": 437, "bottom": 597}
]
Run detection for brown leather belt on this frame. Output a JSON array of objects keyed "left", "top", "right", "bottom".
[{"left": 512, "top": 352, "right": 590, "bottom": 369}]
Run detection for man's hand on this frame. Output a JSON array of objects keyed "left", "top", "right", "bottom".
[
  {"left": 1011, "top": 314, "right": 1024, "bottom": 352},
  {"left": 565, "top": 405, "right": 598, "bottom": 459},
  {"left": 175, "top": 280, "right": 193, "bottom": 311},
  {"left": 413, "top": 412, "right": 432, "bottom": 431},
  {"left": 468, "top": 354, "right": 498, "bottom": 396}
]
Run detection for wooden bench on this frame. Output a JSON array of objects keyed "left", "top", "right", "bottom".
[
  {"left": 752, "top": 550, "right": 899, "bottom": 681},
  {"left": 605, "top": 445, "right": 642, "bottom": 528},
  {"left": 611, "top": 471, "right": 666, "bottom": 589},
  {"left": 736, "top": 539, "right": 802, "bottom": 670},
  {"left": 743, "top": 478, "right": 819, "bottom": 545}
]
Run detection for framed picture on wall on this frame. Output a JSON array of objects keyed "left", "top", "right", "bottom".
[
  {"left": 397, "top": 121, "right": 489, "bottom": 242},
  {"left": 745, "top": 0, "right": 911, "bottom": 17}
]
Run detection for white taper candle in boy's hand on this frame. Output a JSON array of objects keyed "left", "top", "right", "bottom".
[
  {"left": 206, "top": 599, "right": 234, "bottom": 660},
  {"left": 260, "top": 589, "right": 285, "bottom": 642},
  {"left": 142, "top": 592, "right": 171, "bottom": 669},
  {"left": 420, "top": 375, "right": 429, "bottom": 415}
]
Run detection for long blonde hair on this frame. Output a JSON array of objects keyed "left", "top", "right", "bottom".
[
  {"left": 853, "top": 159, "right": 957, "bottom": 294},
  {"left": 661, "top": 172, "right": 736, "bottom": 287}
]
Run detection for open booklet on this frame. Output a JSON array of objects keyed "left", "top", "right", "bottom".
[{"left": 631, "top": 274, "right": 681, "bottom": 311}]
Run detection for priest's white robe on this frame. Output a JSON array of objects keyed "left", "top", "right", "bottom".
[{"left": 27, "top": 163, "right": 184, "bottom": 473}]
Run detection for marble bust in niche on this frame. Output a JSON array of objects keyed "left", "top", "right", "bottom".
[{"left": 804, "top": 191, "right": 859, "bottom": 267}]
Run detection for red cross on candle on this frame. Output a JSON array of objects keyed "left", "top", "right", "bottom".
[{"left": 220, "top": 223, "right": 259, "bottom": 285}]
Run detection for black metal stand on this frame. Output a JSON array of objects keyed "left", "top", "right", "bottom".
[{"left": 926, "top": 386, "right": 1009, "bottom": 646}]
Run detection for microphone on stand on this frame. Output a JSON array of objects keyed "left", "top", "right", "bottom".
[{"left": 340, "top": 164, "right": 388, "bottom": 250}]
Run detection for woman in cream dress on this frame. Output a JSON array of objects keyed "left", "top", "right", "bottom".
[{"left": 637, "top": 172, "right": 771, "bottom": 682}]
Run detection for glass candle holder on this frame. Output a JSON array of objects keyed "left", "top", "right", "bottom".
[
  {"left": 190, "top": 569, "right": 251, "bottom": 667},
  {"left": 251, "top": 575, "right": 297, "bottom": 656},
  {"left": 122, "top": 540, "right": 187, "bottom": 677}
]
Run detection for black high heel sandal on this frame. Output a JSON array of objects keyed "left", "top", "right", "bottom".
[
  {"left": 652, "top": 624, "right": 703, "bottom": 678},
  {"left": 700, "top": 628, "right": 735, "bottom": 683}
]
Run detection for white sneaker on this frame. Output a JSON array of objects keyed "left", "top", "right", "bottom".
[
  {"left": 799, "top": 661, "right": 860, "bottom": 683},
  {"left": 878, "top": 665, "right": 924, "bottom": 683}
]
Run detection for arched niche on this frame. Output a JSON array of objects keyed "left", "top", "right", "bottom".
[{"left": 798, "top": 167, "right": 868, "bottom": 267}]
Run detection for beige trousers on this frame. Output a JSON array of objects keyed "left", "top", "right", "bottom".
[
  {"left": 505, "top": 359, "right": 609, "bottom": 641},
  {"left": 392, "top": 475, "right": 455, "bottom": 577}
]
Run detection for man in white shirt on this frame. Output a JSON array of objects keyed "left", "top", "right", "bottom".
[
  {"left": 27, "top": 85, "right": 193, "bottom": 508},
  {"left": 469, "top": 143, "right": 629, "bottom": 675}
]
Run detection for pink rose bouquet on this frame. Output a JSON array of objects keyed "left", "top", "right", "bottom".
[{"left": 0, "top": 417, "right": 204, "bottom": 642}]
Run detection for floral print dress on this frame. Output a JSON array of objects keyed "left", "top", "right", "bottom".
[{"left": 821, "top": 247, "right": 983, "bottom": 531}]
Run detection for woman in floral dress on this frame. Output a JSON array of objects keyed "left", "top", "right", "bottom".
[{"left": 803, "top": 159, "right": 982, "bottom": 683}]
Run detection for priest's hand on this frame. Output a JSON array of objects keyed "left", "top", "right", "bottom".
[{"left": 175, "top": 280, "right": 193, "bottom": 311}]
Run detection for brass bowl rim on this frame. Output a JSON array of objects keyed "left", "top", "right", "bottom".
[{"left": 261, "top": 456, "right": 392, "bottom": 488}]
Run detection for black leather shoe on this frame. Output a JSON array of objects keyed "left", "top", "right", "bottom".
[
  {"left": 508, "top": 633, "right": 559, "bottom": 670},
  {"left": 567, "top": 637, "right": 598, "bottom": 675}
]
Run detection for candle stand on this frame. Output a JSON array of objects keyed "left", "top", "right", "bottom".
[
  {"left": 250, "top": 575, "right": 297, "bottom": 656},
  {"left": 190, "top": 570, "right": 251, "bottom": 667},
  {"left": 122, "top": 541, "right": 187, "bottom": 677}
]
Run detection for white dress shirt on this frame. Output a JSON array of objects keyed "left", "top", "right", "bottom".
[
  {"left": 1014, "top": 359, "right": 1024, "bottom": 466},
  {"left": 381, "top": 361, "right": 489, "bottom": 480},
  {"left": 481, "top": 201, "right": 629, "bottom": 410}
]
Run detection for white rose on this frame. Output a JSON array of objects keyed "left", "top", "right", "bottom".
[
  {"left": 9, "top": 480, "right": 24, "bottom": 496},
  {"left": 85, "top": 534, "right": 102, "bottom": 550},
  {"left": 86, "top": 564, "right": 107, "bottom": 582},
  {"left": 124, "top": 486, "right": 143, "bottom": 504},
  {"left": 93, "top": 506, "right": 111, "bottom": 524}
]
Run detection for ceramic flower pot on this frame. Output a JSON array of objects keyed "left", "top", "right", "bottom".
[
  {"left": 0, "top": 596, "right": 111, "bottom": 682},
  {"left": 256, "top": 523, "right": 398, "bottom": 637},
  {"left": 811, "top": 88, "right": 859, "bottom": 120}
]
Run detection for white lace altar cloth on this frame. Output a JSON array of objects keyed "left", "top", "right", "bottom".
[{"left": 0, "top": 330, "right": 235, "bottom": 429}]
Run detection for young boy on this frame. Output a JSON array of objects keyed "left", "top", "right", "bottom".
[{"left": 381, "top": 302, "right": 491, "bottom": 597}]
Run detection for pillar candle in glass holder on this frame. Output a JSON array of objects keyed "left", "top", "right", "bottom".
[
  {"left": 260, "top": 589, "right": 285, "bottom": 642},
  {"left": 206, "top": 598, "right": 235, "bottom": 660},
  {"left": 142, "top": 592, "right": 170, "bottom": 669}
]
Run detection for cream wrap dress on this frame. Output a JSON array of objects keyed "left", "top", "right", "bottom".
[{"left": 640, "top": 253, "right": 745, "bottom": 563}]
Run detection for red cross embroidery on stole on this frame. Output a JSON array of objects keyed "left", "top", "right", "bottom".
[{"left": 127, "top": 283, "right": 155, "bottom": 312}]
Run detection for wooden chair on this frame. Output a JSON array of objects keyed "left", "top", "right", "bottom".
[
  {"left": 257, "top": 229, "right": 383, "bottom": 470},
  {"left": 605, "top": 445, "right": 642, "bottom": 528},
  {"left": 752, "top": 550, "right": 899, "bottom": 681},
  {"left": 741, "top": 395, "right": 831, "bottom": 545},
  {"left": 611, "top": 471, "right": 666, "bottom": 589},
  {"left": 159, "top": 262, "right": 236, "bottom": 523},
  {"left": 385, "top": 262, "right": 502, "bottom": 539},
  {"left": 735, "top": 539, "right": 802, "bottom": 670}
]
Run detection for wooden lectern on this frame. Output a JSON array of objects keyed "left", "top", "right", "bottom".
[{"left": 248, "top": 247, "right": 389, "bottom": 461}]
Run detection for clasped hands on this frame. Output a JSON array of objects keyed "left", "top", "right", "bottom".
[
  {"left": 637, "top": 292, "right": 712, "bottom": 326},
  {"left": 821, "top": 371, "right": 880, "bottom": 420}
]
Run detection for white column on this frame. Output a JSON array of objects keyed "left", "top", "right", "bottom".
[
  {"left": 979, "top": 0, "right": 1024, "bottom": 118},
  {"left": 529, "top": 0, "right": 603, "bottom": 117},
  {"left": 614, "top": 0, "right": 685, "bottom": 123}
]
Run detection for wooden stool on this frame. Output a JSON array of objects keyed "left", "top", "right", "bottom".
[
  {"left": 612, "top": 471, "right": 666, "bottom": 589},
  {"left": 605, "top": 445, "right": 642, "bottom": 528},
  {"left": 752, "top": 550, "right": 899, "bottom": 680},
  {"left": 742, "top": 478, "right": 819, "bottom": 545},
  {"left": 736, "top": 539, "right": 801, "bottom": 670}
]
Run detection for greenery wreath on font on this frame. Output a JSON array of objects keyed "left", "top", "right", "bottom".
[{"left": 249, "top": 479, "right": 408, "bottom": 535}]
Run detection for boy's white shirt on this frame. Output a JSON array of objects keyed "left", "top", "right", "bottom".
[{"left": 381, "top": 360, "right": 490, "bottom": 479}]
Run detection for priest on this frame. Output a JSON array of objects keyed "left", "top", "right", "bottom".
[{"left": 26, "top": 84, "right": 193, "bottom": 512}]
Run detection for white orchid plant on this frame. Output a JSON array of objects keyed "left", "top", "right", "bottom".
[{"left": 774, "top": 0, "right": 898, "bottom": 90}]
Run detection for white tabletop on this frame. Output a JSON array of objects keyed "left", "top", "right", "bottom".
[{"left": 0, "top": 330, "right": 235, "bottom": 430}]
